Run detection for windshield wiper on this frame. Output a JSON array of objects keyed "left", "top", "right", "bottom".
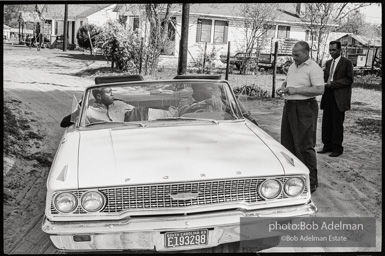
[
  {"left": 152, "top": 117, "right": 219, "bottom": 124},
  {"left": 85, "top": 121, "right": 146, "bottom": 127}
]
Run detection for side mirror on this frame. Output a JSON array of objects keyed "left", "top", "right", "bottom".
[{"left": 70, "top": 95, "right": 82, "bottom": 124}]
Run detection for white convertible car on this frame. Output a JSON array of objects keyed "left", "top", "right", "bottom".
[{"left": 42, "top": 75, "right": 317, "bottom": 252}]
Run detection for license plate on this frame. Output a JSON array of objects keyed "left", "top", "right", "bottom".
[{"left": 165, "top": 229, "right": 208, "bottom": 248}]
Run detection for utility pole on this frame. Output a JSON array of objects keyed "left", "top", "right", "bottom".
[
  {"left": 18, "top": 12, "right": 22, "bottom": 43},
  {"left": 177, "top": 3, "right": 189, "bottom": 75},
  {"left": 272, "top": 41, "right": 279, "bottom": 98},
  {"left": 63, "top": 4, "right": 68, "bottom": 51}
]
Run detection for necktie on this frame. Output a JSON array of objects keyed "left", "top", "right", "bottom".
[{"left": 327, "top": 60, "right": 335, "bottom": 84}]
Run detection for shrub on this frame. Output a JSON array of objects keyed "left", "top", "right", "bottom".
[
  {"left": 190, "top": 45, "right": 223, "bottom": 73},
  {"left": 76, "top": 24, "right": 102, "bottom": 54},
  {"left": 233, "top": 84, "right": 269, "bottom": 98},
  {"left": 96, "top": 20, "right": 142, "bottom": 72}
]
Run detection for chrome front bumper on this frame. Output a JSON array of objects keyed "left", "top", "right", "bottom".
[{"left": 42, "top": 201, "right": 317, "bottom": 252}]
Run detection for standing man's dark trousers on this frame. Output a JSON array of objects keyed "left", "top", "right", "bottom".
[
  {"left": 281, "top": 98, "right": 319, "bottom": 188},
  {"left": 321, "top": 89, "right": 345, "bottom": 154}
]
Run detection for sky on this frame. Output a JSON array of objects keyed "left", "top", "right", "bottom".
[{"left": 359, "top": 3, "right": 382, "bottom": 25}]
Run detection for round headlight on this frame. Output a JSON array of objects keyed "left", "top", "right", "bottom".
[
  {"left": 81, "top": 191, "right": 105, "bottom": 212},
  {"left": 284, "top": 177, "right": 304, "bottom": 197},
  {"left": 54, "top": 192, "right": 78, "bottom": 213},
  {"left": 259, "top": 179, "right": 281, "bottom": 199}
]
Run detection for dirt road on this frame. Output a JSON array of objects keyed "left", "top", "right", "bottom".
[{"left": 3, "top": 44, "right": 381, "bottom": 253}]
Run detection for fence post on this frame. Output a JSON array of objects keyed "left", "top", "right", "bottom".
[
  {"left": 202, "top": 42, "right": 207, "bottom": 73},
  {"left": 225, "top": 41, "right": 231, "bottom": 80},
  {"left": 272, "top": 41, "right": 279, "bottom": 98},
  {"left": 139, "top": 37, "right": 143, "bottom": 74},
  {"left": 371, "top": 47, "right": 378, "bottom": 74}
]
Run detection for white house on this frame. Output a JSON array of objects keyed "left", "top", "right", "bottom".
[
  {"left": 3, "top": 24, "right": 11, "bottom": 40},
  {"left": 22, "top": 4, "right": 116, "bottom": 48},
  {"left": 3, "top": 24, "right": 33, "bottom": 41},
  {"left": 114, "top": 3, "right": 337, "bottom": 67}
]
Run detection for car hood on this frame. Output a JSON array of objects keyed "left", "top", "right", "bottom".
[{"left": 78, "top": 122, "right": 284, "bottom": 188}]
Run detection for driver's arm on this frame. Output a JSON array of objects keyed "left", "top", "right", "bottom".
[{"left": 178, "top": 97, "right": 194, "bottom": 116}]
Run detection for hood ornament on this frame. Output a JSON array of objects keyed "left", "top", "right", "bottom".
[{"left": 170, "top": 192, "right": 200, "bottom": 201}]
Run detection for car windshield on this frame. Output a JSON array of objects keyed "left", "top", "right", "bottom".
[{"left": 78, "top": 80, "right": 244, "bottom": 127}]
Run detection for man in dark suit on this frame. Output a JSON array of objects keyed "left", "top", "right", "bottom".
[{"left": 318, "top": 41, "right": 354, "bottom": 157}]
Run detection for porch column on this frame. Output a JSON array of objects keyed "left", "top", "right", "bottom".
[{"left": 51, "top": 20, "right": 56, "bottom": 45}]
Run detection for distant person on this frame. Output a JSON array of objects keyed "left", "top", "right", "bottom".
[
  {"left": 317, "top": 41, "right": 354, "bottom": 157},
  {"left": 276, "top": 41, "right": 325, "bottom": 193},
  {"left": 26, "top": 35, "right": 31, "bottom": 49}
]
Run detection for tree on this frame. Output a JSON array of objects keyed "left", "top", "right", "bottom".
[
  {"left": 115, "top": 3, "right": 176, "bottom": 75},
  {"left": 143, "top": 4, "right": 175, "bottom": 75},
  {"left": 337, "top": 11, "right": 381, "bottom": 39},
  {"left": 297, "top": 3, "right": 371, "bottom": 65},
  {"left": 4, "top": 5, "right": 37, "bottom": 33},
  {"left": 236, "top": 3, "right": 280, "bottom": 74},
  {"left": 336, "top": 10, "right": 366, "bottom": 34},
  {"left": 76, "top": 24, "right": 102, "bottom": 55}
]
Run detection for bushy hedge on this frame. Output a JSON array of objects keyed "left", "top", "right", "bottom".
[
  {"left": 95, "top": 20, "right": 144, "bottom": 72},
  {"left": 76, "top": 24, "right": 102, "bottom": 53}
]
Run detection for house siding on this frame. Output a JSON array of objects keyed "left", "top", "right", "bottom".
[{"left": 86, "top": 5, "right": 118, "bottom": 26}]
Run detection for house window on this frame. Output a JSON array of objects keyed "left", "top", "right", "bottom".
[
  {"left": 129, "top": 16, "right": 139, "bottom": 31},
  {"left": 277, "top": 25, "right": 290, "bottom": 39},
  {"left": 305, "top": 30, "right": 318, "bottom": 41},
  {"left": 196, "top": 19, "right": 212, "bottom": 43},
  {"left": 213, "top": 20, "right": 228, "bottom": 44},
  {"left": 263, "top": 24, "right": 276, "bottom": 39},
  {"left": 80, "top": 21, "right": 83, "bottom": 27},
  {"left": 55, "top": 21, "right": 58, "bottom": 35}
]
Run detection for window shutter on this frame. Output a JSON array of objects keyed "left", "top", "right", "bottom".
[
  {"left": 286, "top": 26, "right": 290, "bottom": 38},
  {"left": 196, "top": 19, "right": 202, "bottom": 42},
  {"left": 224, "top": 21, "right": 228, "bottom": 43}
]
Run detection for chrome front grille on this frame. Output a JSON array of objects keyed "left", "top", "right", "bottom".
[
  {"left": 99, "top": 179, "right": 263, "bottom": 213},
  {"left": 99, "top": 177, "right": 306, "bottom": 213},
  {"left": 50, "top": 177, "right": 308, "bottom": 215}
]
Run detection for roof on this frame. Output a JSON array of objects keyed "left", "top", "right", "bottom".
[
  {"left": 4, "top": 24, "right": 12, "bottom": 29},
  {"left": 114, "top": 3, "right": 335, "bottom": 26},
  {"left": 188, "top": 3, "right": 302, "bottom": 23},
  {"left": 21, "top": 4, "right": 114, "bottom": 20},
  {"left": 189, "top": 3, "right": 336, "bottom": 26},
  {"left": 336, "top": 34, "right": 382, "bottom": 47}
]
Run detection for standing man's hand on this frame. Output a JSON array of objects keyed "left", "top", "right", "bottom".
[
  {"left": 282, "top": 87, "right": 298, "bottom": 95},
  {"left": 276, "top": 82, "right": 287, "bottom": 97}
]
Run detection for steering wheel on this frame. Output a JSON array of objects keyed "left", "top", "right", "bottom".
[{"left": 194, "top": 108, "right": 212, "bottom": 113}]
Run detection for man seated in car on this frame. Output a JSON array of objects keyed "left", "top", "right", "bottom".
[
  {"left": 86, "top": 87, "right": 135, "bottom": 123},
  {"left": 178, "top": 83, "right": 225, "bottom": 116}
]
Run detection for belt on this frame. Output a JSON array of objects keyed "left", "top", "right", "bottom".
[{"left": 285, "top": 97, "right": 315, "bottom": 103}]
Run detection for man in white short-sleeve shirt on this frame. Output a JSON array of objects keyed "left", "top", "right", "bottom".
[{"left": 276, "top": 41, "right": 325, "bottom": 194}]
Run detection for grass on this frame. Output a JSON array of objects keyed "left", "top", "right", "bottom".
[
  {"left": 351, "top": 87, "right": 381, "bottom": 109},
  {"left": 352, "top": 75, "right": 382, "bottom": 91}
]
